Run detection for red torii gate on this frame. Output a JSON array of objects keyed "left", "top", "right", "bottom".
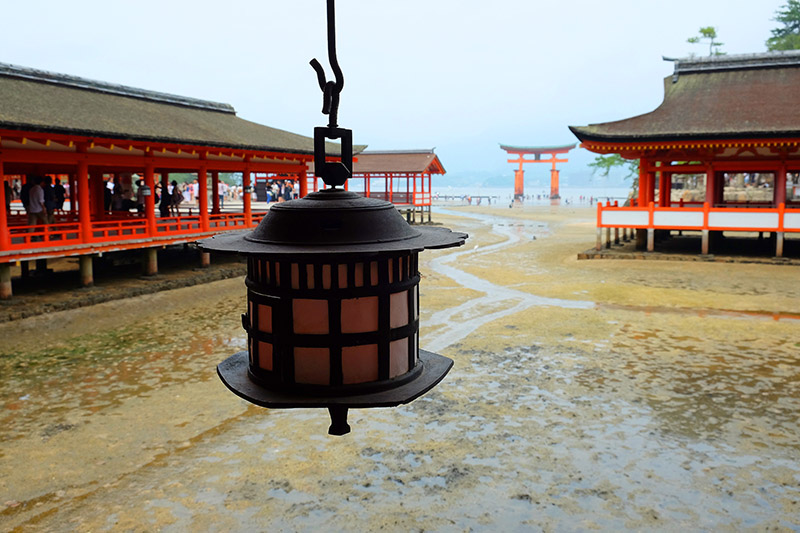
[{"left": 500, "top": 144, "right": 576, "bottom": 201}]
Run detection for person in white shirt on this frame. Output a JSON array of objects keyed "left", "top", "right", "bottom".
[{"left": 27, "top": 175, "right": 47, "bottom": 226}]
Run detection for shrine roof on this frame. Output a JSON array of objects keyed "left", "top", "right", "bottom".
[
  {"left": 0, "top": 62, "right": 361, "bottom": 156},
  {"left": 570, "top": 51, "right": 800, "bottom": 144},
  {"left": 349, "top": 149, "right": 446, "bottom": 174},
  {"left": 499, "top": 143, "right": 576, "bottom": 155}
]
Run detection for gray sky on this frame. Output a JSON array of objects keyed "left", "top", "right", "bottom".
[{"left": 1, "top": 0, "right": 787, "bottom": 184}]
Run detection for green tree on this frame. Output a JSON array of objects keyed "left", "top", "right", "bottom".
[
  {"left": 687, "top": 26, "right": 725, "bottom": 56},
  {"left": 588, "top": 154, "right": 640, "bottom": 197},
  {"left": 766, "top": 0, "right": 800, "bottom": 50}
]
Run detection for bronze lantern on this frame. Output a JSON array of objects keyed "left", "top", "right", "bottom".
[{"left": 200, "top": 0, "right": 466, "bottom": 435}]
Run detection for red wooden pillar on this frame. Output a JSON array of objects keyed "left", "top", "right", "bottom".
[
  {"left": 211, "top": 171, "right": 220, "bottom": 214},
  {"left": 659, "top": 171, "right": 669, "bottom": 207},
  {"left": 299, "top": 168, "right": 308, "bottom": 198},
  {"left": 775, "top": 163, "right": 787, "bottom": 207},
  {"left": 638, "top": 160, "right": 648, "bottom": 207},
  {"left": 550, "top": 166, "right": 560, "bottom": 199},
  {"left": 199, "top": 158, "right": 209, "bottom": 232},
  {"left": 428, "top": 173, "right": 432, "bottom": 204},
  {"left": 91, "top": 172, "right": 103, "bottom": 217},
  {"left": 705, "top": 163, "right": 715, "bottom": 207},
  {"left": 0, "top": 160, "right": 9, "bottom": 250},
  {"left": 389, "top": 174, "right": 393, "bottom": 203},
  {"left": 144, "top": 162, "right": 156, "bottom": 235},
  {"left": 68, "top": 173, "right": 77, "bottom": 214},
  {"left": 243, "top": 161, "right": 252, "bottom": 227},
  {"left": 77, "top": 151, "right": 91, "bottom": 242},
  {"left": 413, "top": 172, "right": 418, "bottom": 206}
]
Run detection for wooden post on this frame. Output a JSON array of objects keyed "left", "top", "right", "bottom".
[
  {"left": 211, "top": 171, "right": 220, "bottom": 214},
  {"left": 0, "top": 263, "right": 11, "bottom": 300},
  {"left": 596, "top": 228, "right": 602, "bottom": 251},
  {"left": 635, "top": 229, "right": 646, "bottom": 250},
  {"left": 638, "top": 160, "right": 648, "bottom": 207},
  {"left": 647, "top": 229, "right": 654, "bottom": 252},
  {"left": 143, "top": 247, "right": 158, "bottom": 276},
  {"left": 80, "top": 254, "right": 94, "bottom": 287},
  {"left": 200, "top": 252, "right": 211, "bottom": 268},
  {"left": 0, "top": 160, "right": 9, "bottom": 250},
  {"left": 69, "top": 173, "right": 77, "bottom": 214},
  {"left": 77, "top": 150, "right": 91, "bottom": 242},
  {"left": 701, "top": 201, "right": 710, "bottom": 254},
  {"left": 775, "top": 165, "right": 787, "bottom": 207},
  {"left": 299, "top": 168, "right": 308, "bottom": 199},
  {"left": 243, "top": 162, "right": 252, "bottom": 227},
  {"left": 199, "top": 157, "right": 209, "bottom": 232},
  {"left": 605, "top": 227, "right": 611, "bottom": 249},
  {"left": 145, "top": 162, "right": 156, "bottom": 236},
  {"left": 614, "top": 227, "right": 620, "bottom": 245},
  {"left": 776, "top": 202, "right": 785, "bottom": 257}
]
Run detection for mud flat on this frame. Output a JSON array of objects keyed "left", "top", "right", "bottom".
[{"left": 2, "top": 204, "right": 799, "bottom": 531}]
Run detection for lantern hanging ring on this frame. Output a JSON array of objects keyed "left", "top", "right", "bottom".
[{"left": 310, "top": 0, "right": 344, "bottom": 129}]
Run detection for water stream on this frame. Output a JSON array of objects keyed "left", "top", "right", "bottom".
[{"left": 424, "top": 209, "right": 593, "bottom": 353}]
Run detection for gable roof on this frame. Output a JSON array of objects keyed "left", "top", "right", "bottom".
[
  {"left": 0, "top": 62, "right": 364, "bottom": 155},
  {"left": 351, "top": 149, "right": 445, "bottom": 174},
  {"left": 570, "top": 51, "right": 800, "bottom": 144}
]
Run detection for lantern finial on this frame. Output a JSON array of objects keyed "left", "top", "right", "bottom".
[{"left": 310, "top": 0, "right": 351, "bottom": 189}]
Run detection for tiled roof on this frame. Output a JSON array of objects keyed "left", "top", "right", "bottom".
[
  {"left": 0, "top": 62, "right": 362, "bottom": 155},
  {"left": 570, "top": 51, "right": 800, "bottom": 143}
]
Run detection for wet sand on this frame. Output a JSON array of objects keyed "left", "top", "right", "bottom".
[{"left": 2, "top": 204, "right": 799, "bottom": 531}]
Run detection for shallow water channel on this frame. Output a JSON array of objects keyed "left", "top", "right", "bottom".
[{"left": 1, "top": 207, "right": 799, "bottom": 531}]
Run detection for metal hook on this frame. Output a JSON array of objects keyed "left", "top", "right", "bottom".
[{"left": 310, "top": 0, "right": 344, "bottom": 128}]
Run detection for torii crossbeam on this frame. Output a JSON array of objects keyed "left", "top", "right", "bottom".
[{"left": 500, "top": 143, "right": 576, "bottom": 201}]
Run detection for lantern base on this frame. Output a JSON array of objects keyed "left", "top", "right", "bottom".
[{"left": 216, "top": 349, "right": 453, "bottom": 433}]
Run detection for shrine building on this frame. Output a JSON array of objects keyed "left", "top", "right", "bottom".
[
  {"left": 310, "top": 149, "right": 442, "bottom": 223},
  {"left": 0, "top": 62, "right": 340, "bottom": 298},
  {"left": 570, "top": 51, "right": 800, "bottom": 257}
]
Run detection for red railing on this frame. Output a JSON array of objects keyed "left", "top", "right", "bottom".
[
  {"left": 92, "top": 219, "right": 149, "bottom": 241},
  {"left": 2, "top": 210, "right": 266, "bottom": 253},
  {"left": 597, "top": 201, "right": 800, "bottom": 233},
  {"left": 9, "top": 222, "right": 82, "bottom": 248}
]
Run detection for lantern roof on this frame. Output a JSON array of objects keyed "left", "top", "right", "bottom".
[
  {"left": 0, "top": 62, "right": 366, "bottom": 156},
  {"left": 200, "top": 189, "right": 466, "bottom": 255},
  {"left": 569, "top": 51, "right": 800, "bottom": 144}
]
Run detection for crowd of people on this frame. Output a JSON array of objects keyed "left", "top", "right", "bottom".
[
  {"left": 5, "top": 175, "right": 305, "bottom": 227},
  {"left": 6, "top": 175, "right": 68, "bottom": 224}
]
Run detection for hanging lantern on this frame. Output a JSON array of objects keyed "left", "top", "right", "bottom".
[{"left": 200, "top": 0, "right": 466, "bottom": 435}]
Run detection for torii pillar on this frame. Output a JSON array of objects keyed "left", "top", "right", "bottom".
[{"left": 500, "top": 143, "right": 576, "bottom": 201}]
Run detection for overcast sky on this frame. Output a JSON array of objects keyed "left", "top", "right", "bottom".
[{"left": 1, "top": 0, "right": 787, "bottom": 185}]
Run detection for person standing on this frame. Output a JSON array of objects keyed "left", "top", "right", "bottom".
[
  {"left": 191, "top": 179, "right": 199, "bottom": 206},
  {"left": 135, "top": 179, "right": 146, "bottom": 213},
  {"left": 43, "top": 176, "right": 57, "bottom": 222},
  {"left": 170, "top": 180, "right": 183, "bottom": 216},
  {"left": 20, "top": 176, "right": 31, "bottom": 213},
  {"left": 217, "top": 180, "right": 226, "bottom": 209},
  {"left": 27, "top": 175, "right": 47, "bottom": 227},
  {"left": 53, "top": 178, "right": 66, "bottom": 214}
]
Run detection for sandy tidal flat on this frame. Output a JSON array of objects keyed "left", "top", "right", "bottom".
[{"left": 1, "top": 204, "right": 799, "bottom": 531}]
